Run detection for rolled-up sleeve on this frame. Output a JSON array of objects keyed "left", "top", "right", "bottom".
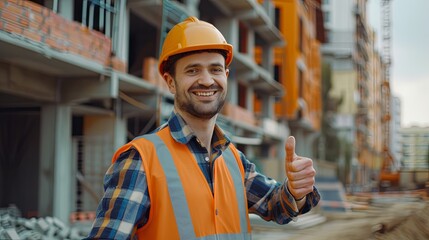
[{"left": 240, "top": 151, "right": 320, "bottom": 224}]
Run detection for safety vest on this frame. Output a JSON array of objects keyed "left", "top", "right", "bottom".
[{"left": 112, "top": 126, "right": 252, "bottom": 239}]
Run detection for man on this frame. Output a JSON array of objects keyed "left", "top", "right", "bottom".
[{"left": 86, "top": 16, "right": 320, "bottom": 239}]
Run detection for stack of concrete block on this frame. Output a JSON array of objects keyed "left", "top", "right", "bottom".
[{"left": 0, "top": 205, "right": 87, "bottom": 240}]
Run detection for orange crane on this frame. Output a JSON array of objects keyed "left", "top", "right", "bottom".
[{"left": 379, "top": 0, "right": 399, "bottom": 191}]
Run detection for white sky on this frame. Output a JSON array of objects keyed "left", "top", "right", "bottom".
[{"left": 368, "top": 0, "right": 429, "bottom": 127}]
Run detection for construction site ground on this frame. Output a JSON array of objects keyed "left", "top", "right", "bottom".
[
  {"left": 251, "top": 191, "right": 429, "bottom": 240},
  {"left": 1, "top": 191, "right": 428, "bottom": 239}
]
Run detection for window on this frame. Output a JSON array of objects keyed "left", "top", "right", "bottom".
[
  {"left": 325, "top": 29, "right": 331, "bottom": 42},
  {"left": 275, "top": 7, "right": 281, "bottom": 29},
  {"left": 299, "top": 18, "right": 303, "bottom": 51},
  {"left": 274, "top": 65, "right": 281, "bottom": 83},
  {"left": 238, "top": 83, "right": 247, "bottom": 108},
  {"left": 323, "top": 11, "right": 330, "bottom": 24},
  {"left": 74, "top": 0, "right": 117, "bottom": 38},
  {"left": 239, "top": 22, "right": 248, "bottom": 54}
]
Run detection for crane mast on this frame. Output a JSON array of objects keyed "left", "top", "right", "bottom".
[
  {"left": 381, "top": 0, "right": 391, "bottom": 150},
  {"left": 379, "top": 0, "right": 398, "bottom": 190}
]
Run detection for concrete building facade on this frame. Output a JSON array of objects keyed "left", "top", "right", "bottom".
[
  {"left": 400, "top": 127, "right": 429, "bottom": 170},
  {"left": 399, "top": 126, "right": 429, "bottom": 189},
  {"left": 320, "top": 0, "right": 357, "bottom": 188},
  {"left": 321, "top": 0, "right": 388, "bottom": 191},
  {"left": 390, "top": 95, "right": 402, "bottom": 169}
]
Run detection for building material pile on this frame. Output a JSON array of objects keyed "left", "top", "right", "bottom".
[{"left": 0, "top": 205, "right": 87, "bottom": 240}]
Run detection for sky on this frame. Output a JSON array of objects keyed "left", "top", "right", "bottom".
[{"left": 367, "top": 0, "right": 429, "bottom": 128}]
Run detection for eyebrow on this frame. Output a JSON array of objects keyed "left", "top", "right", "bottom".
[{"left": 184, "top": 62, "right": 225, "bottom": 70}]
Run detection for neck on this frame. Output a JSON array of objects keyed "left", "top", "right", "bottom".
[{"left": 176, "top": 108, "right": 217, "bottom": 152}]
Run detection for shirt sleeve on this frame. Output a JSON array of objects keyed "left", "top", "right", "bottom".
[
  {"left": 240, "top": 151, "right": 320, "bottom": 224},
  {"left": 84, "top": 148, "right": 150, "bottom": 240}
]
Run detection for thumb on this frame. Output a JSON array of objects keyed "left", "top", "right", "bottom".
[{"left": 285, "top": 136, "right": 296, "bottom": 163}]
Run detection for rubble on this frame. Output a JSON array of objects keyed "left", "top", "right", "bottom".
[{"left": 0, "top": 205, "right": 88, "bottom": 240}]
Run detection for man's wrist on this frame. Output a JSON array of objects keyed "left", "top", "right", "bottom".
[
  {"left": 286, "top": 180, "right": 306, "bottom": 202},
  {"left": 294, "top": 195, "right": 306, "bottom": 202}
]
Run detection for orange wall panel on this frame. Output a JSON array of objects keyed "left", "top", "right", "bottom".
[
  {"left": 273, "top": 0, "right": 299, "bottom": 119},
  {"left": 272, "top": 0, "right": 322, "bottom": 130}
]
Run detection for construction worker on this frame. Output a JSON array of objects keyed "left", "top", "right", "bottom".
[{"left": 85, "top": 17, "right": 320, "bottom": 239}]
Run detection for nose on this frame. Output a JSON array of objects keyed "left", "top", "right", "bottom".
[{"left": 197, "top": 69, "right": 215, "bottom": 86}]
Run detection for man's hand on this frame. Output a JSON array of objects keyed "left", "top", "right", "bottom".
[{"left": 285, "top": 136, "right": 316, "bottom": 201}]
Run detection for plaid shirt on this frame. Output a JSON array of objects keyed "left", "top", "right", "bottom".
[{"left": 86, "top": 111, "right": 320, "bottom": 239}]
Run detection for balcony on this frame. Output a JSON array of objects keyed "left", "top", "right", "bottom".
[
  {"left": 232, "top": 52, "right": 283, "bottom": 96},
  {"left": 260, "top": 117, "right": 288, "bottom": 140},
  {"left": 0, "top": 1, "right": 118, "bottom": 107},
  {"left": 221, "top": 102, "right": 257, "bottom": 127},
  {"left": 0, "top": 1, "right": 113, "bottom": 77},
  {"left": 208, "top": 0, "right": 283, "bottom": 45},
  {"left": 218, "top": 103, "right": 263, "bottom": 145},
  {"left": 128, "top": 0, "right": 192, "bottom": 28},
  {"left": 0, "top": 0, "right": 159, "bottom": 114}
]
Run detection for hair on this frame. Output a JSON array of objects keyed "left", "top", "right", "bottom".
[{"left": 163, "top": 49, "right": 228, "bottom": 76}]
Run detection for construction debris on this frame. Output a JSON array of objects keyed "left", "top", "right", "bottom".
[{"left": 0, "top": 205, "right": 87, "bottom": 240}]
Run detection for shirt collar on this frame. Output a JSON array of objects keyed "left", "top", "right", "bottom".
[{"left": 167, "top": 110, "right": 231, "bottom": 151}]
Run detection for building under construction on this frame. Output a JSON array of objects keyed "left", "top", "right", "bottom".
[
  {"left": 321, "top": 0, "right": 395, "bottom": 191},
  {"left": 0, "top": 0, "right": 325, "bottom": 225}
]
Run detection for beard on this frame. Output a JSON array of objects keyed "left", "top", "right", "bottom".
[{"left": 175, "top": 84, "right": 226, "bottom": 119}]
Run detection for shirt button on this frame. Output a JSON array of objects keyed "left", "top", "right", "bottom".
[{"left": 205, "top": 157, "right": 209, "bottom": 162}]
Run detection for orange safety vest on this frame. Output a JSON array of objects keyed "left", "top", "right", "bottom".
[{"left": 112, "top": 126, "right": 252, "bottom": 239}]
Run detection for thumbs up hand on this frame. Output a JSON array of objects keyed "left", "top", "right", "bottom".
[{"left": 285, "top": 136, "right": 316, "bottom": 201}]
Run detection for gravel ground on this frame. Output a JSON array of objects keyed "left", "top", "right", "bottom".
[{"left": 252, "top": 200, "right": 429, "bottom": 240}]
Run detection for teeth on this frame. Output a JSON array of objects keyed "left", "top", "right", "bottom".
[{"left": 195, "top": 92, "right": 215, "bottom": 96}]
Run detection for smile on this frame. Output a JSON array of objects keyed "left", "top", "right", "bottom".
[{"left": 194, "top": 91, "right": 215, "bottom": 97}]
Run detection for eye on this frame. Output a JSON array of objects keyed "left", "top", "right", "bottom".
[
  {"left": 186, "top": 68, "right": 199, "bottom": 75},
  {"left": 211, "top": 67, "right": 224, "bottom": 74}
]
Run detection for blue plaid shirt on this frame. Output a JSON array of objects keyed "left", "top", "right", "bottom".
[{"left": 86, "top": 111, "right": 320, "bottom": 239}]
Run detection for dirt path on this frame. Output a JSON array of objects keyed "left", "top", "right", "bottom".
[
  {"left": 289, "top": 202, "right": 429, "bottom": 240},
  {"left": 252, "top": 201, "right": 429, "bottom": 240}
]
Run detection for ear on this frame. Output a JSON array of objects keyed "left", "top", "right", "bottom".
[
  {"left": 163, "top": 73, "right": 176, "bottom": 94},
  {"left": 225, "top": 68, "right": 230, "bottom": 78}
]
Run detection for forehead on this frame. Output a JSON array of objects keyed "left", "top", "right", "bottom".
[{"left": 176, "top": 52, "right": 225, "bottom": 68}]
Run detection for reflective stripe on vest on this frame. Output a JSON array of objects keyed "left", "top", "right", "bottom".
[
  {"left": 142, "top": 133, "right": 250, "bottom": 239},
  {"left": 221, "top": 147, "right": 248, "bottom": 234},
  {"left": 143, "top": 133, "right": 196, "bottom": 239}
]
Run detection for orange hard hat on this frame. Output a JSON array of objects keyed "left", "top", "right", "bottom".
[{"left": 158, "top": 16, "right": 233, "bottom": 75}]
